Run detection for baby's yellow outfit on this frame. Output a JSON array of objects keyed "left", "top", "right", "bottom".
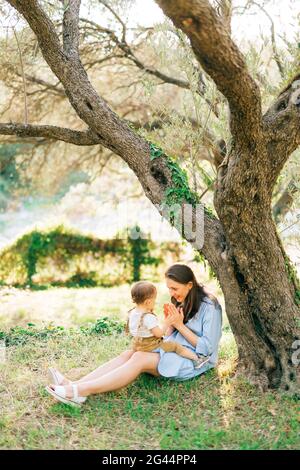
[{"left": 126, "top": 307, "right": 189, "bottom": 355}]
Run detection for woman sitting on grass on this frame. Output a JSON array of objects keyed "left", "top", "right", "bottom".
[{"left": 45, "top": 264, "right": 223, "bottom": 407}]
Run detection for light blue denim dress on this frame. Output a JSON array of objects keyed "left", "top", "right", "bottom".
[{"left": 153, "top": 297, "right": 222, "bottom": 381}]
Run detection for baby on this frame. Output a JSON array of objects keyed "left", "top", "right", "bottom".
[{"left": 125, "top": 280, "right": 210, "bottom": 369}]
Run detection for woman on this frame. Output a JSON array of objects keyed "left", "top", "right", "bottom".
[{"left": 46, "top": 264, "right": 222, "bottom": 406}]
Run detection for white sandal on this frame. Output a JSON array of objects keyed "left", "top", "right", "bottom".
[
  {"left": 45, "top": 384, "right": 87, "bottom": 407},
  {"left": 47, "top": 367, "right": 71, "bottom": 386}
]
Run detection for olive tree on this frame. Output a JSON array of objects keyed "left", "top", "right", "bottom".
[{"left": 0, "top": 0, "right": 299, "bottom": 391}]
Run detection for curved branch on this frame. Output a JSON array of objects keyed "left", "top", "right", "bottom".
[
  {"left": 155, "top": 0, "right": 263, "bottom": 143},
  {"left": 0, "top": 123, "right": 101, "bottom": 145}
]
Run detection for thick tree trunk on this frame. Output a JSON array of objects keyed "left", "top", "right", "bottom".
[
  {"left": 213, "top": 147, "right": 300, "bottom": 392},
  {"left": 216, "top": 245, "right": 299, "bottom": 392}
]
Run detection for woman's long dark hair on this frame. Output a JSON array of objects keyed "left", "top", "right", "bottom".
[{"left": 165, "top": 264, "right": 218, "bottom": 323}]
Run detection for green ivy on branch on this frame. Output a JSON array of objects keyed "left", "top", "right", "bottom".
[
  {"left": 149, "top": 142, "right": 216, "bottom": 221},
  {"left": 149, "top": 142, "right": 199, "bottom": 207}
]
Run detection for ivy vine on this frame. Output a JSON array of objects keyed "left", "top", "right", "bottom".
[
  {"left": 149, "top": 142, "right": 199, "bottom": 207},
  {"left": 149, "top": 141, "right": 217, "bottom": 226}
]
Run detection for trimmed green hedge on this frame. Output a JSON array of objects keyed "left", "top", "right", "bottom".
[{"left": 0, "top": 225, "right": 182, "bottom": 288}]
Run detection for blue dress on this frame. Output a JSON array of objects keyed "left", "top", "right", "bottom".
[{"left": 153, "top": 296, "right": 222, "bottom": 381}]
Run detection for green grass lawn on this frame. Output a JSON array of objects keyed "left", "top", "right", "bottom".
[{"left": 0, "top": 286, "right": 299, "bottom": 450}]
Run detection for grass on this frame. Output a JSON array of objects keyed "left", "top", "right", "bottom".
[
  {"left": 0, "top": 285, "right": 299, "bottom": 450},
  {"left": 0, "top": 283, "right": 180, "bottom": 329}
]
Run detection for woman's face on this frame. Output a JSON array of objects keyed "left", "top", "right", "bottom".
[{"left": 165, "top": 278, "right": 193, "bottom": 303}]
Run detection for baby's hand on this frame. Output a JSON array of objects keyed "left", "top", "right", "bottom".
[
  {"left": 165, "top": 325, "right": 175, "bottom": 336},
  {"left": 163, "top": 304, "right": 169, "bottom": 317}
]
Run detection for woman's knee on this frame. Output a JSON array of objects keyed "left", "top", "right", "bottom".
[
  {"left": 131, "top": 351, "right": 159, "bottom": 371},
  {"left": 131, "top": 351, "right": 146, "bottom": 360},
  {"left": 120, "top": 349, "right": 134, "bottom": 360},
  {"left": 130, "top": 351, "right": 148, "bottom": 367}
]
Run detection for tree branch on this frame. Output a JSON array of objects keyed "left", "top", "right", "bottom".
[
  {"left": 0, "top": 123, "right": 101, "bottom": 145},
  {"left": 251, "top": 1, "right": 285, "bottom": 79},
  {"left": 79, "top": 17, "right": 219, "bottom": 117},
  {"left": 61, "top": 0, "right": 81, "bottom": 57},
  {"left": 16, "top": 72, "right": 65, "bottom": 97},
  {"left": 79, "top": 18, "right": 193, "bottom": 90},
  {"left": 155, "top": 0, "right": 263, "bottom": 143},
  {"left": 6, "top": 1, "right": 149, "bottom": 169},
  {"left": 263, "top": 77, "right": 300, "bottom": 187},
  {"left": 98, "top": 0, "right": 127, "bottom": 43}
]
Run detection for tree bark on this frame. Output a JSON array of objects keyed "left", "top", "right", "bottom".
[{"left": 214, "top": 140, "right": 299, "bottom": 391}]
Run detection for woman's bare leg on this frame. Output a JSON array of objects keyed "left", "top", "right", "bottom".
[
  {"left": 53, "top": 350, "right": 135, "bottom": 385},
  {"left": 74, "top": 350, "right": 135, "bottom": 384},
  {"left": 51, "top": 352, "right": 160, "bottom": 398}
]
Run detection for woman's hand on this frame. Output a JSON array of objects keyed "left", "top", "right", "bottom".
[{"left": 166, "top": 303, "right": 184, "bottom": 329}]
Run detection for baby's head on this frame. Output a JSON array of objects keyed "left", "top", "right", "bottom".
[{"left": 131, "top": 281, "right": 157, "bottom": 312}]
